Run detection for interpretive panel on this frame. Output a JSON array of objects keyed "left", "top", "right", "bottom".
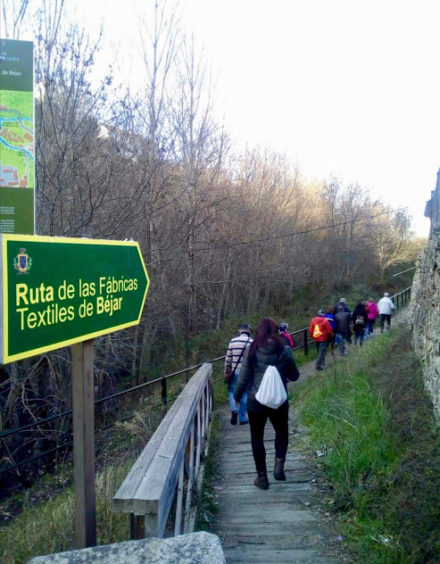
[{"left": 0, "top": 38, "right": 34, "bottom": 234}]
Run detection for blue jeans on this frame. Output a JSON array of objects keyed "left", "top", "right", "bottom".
[
  {"left": 365, "top": 319, "right": 375, "bottom": 338},
  {"left": 335, "top": 332, "right": 348, "bottom": 355},
  {"left": 228, "top": 367, "right": 248, "bottom": 423}
]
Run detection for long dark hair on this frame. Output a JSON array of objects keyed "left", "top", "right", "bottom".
[{"left": 248, "top": 318, "right": 285, "bottom": 360}]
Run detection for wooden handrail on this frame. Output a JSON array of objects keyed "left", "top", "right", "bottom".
[{"left": 113, "top": 363, "right": 213, "bottom": 539}]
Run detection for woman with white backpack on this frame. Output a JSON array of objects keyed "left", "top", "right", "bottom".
[{"left": 234, "top": 318, "right": 300, "bottom": 490}]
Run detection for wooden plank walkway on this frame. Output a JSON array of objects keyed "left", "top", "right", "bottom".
[
  {"left": 210, "top": 387, "right": 346, "bottom": 563},
  {"left": 209, "top": 313, "right": 411, "bottom": 562}
]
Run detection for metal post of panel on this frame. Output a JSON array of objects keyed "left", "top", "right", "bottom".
[{"left": 72, "top": 339, "right": 96, "bottom": 548}]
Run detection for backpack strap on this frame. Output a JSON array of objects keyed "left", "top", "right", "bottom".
[{"left": 231, "top": 337, "right": 250, "bottom": 375}]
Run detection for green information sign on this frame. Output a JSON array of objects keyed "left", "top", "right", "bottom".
[
  {"left": 0, "top": 235, "right": 150, "bottom": 363},
  {"left": 0, "top": 38, "right": 35, "bottom": 234}
]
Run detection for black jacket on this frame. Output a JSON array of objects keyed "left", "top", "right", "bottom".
[
  {"left": 234, "top": 339, "right": 299, "bottom": 410},
  {"left": 352, "top": 303, "right": 368, "bottom": 333},
  {"left": 335, "top": 310, "right": 351, "bottom": 336}
]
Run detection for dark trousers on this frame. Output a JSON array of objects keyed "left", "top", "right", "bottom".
[
  {"left": 380, "top": 314, "right": 391, "bottom": 331},
  {"left": 248, "top": 401, "right": 289, "bottom": 473},
  {"left": 315, "top": 340, "right": 329, "bottom": 368}
]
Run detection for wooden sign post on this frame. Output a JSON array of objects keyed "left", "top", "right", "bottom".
[{"left": 72, "top": 339, "right": 96, "bottom": 548}]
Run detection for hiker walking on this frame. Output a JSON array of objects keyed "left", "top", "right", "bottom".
[
  {"left": 278, "top": 322, "right": 294, "bottom": 348},
  {"left": 234, "top": 318, "right": 299, "bottom": 490},
  {"left": 352, "top": 301, "right": 368, "bottom": 346},
  {"left": 334, "top": 297, "right": 351, "bottom": 314},
  {"left": 325, "top": 307, "right": 336, "bottom": 352},
  {"left": 377, "top": 292, "right": 396, "bottom": 332},
  {"left": 224, "top": 323, "right": 253, "bottom": 425},
  {"left": 365, "top": 297, "right": 379, "bottom": 338},
  {"left": 334, "top": 305, "right": 351, "bottom": 356},
  {"left": 309, "top": 310, "right": 334, "bottom": 370}
]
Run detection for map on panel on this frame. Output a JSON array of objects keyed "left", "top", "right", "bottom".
[{"left": 0, "top": 89, "right": 34, "bottom": 188}]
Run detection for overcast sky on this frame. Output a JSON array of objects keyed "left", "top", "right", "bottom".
[{"left": 70, "top": 0, "right": 440, "bottom": 236}]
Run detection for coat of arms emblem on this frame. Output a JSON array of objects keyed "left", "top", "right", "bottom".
[{"left": 13, "top": 248, "right": 32, "bottom": 274}]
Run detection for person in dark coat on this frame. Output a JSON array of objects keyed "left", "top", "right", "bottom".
[
  {"left": 234, "top": 318, "right": 300, "bottom": 490},
  {"left": 352, "top": 301, "right": 368, "bottom": 346},
  {"left": 334, "top": 305, "right": 351, "bottom": 355},
  {"left": 334, "top": 297, "right": 351, "bottom": 314}
]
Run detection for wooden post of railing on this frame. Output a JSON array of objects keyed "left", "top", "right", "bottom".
[
  {"left": 161, "top": 376, "right": 167, "bottom": 409},
  {"left": 130, "top": 514, "right": 145, "bottom": 540},
  {"left": 174, "top": 458, "right": 185, "bottom": 535},
  {"left": 304, "top": 328, "right": 308, "bottom": 355},
  {"left": 195, "top": 407, "right": 201, "bottom": 476},
  {"left": 184, "top": 425, "right": 195, "bottom": 533}
]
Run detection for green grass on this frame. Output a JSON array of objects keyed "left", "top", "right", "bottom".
[
  {"left": 0, "top": 460, "right": 132, "bottom": 563},
  {"left": 0, "top": 405, "right": 165, "bottom": 564},
  {"left": 292, "top": 328, "right": 440, "bottom": 563},
  {"left": 0, "top": 370, "right": 229, "bottom": 564}
]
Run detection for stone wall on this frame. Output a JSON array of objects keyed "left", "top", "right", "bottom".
[
  {"left": 29, "top": 531, "right": 225, "bottom": 564},
  {"left": 408, "top": 232, "right": 440, "bottom": 419}
]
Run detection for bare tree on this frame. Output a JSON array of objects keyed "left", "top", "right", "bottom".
[
  {"left": 371, "top": 208, "right": 414, "bottom": 284},
  {"left": 1, "top": 0, "right": 31, "bottom": 39}
]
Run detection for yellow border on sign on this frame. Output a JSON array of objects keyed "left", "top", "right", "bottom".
[{"left": 1, "top": 234, "right": 150, "bottom": 364}]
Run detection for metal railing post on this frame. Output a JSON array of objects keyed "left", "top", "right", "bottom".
[
  {"left": 161, "top": 376, "right": 167, "bottom": 409},
  {"left": 304, "top": 328, "right": 308, "bottom": 355}
]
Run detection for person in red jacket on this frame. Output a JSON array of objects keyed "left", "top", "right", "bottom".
[{"left": 309, "top": 309, "right": 334, "bottom": 371}]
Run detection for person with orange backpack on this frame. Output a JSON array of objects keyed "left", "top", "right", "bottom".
[{"left": 309, "top": 309, "right": 334, "bottom": 371}]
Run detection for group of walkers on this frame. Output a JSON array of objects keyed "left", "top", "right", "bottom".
[
  {"left": 222, "top": 292, "right": 396, "bottom": 491},
  {"left": 309, "top": 292, "right": 396, "bottom": 371}
]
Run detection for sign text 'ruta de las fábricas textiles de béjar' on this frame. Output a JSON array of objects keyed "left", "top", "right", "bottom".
[{"left": 0, "top": 235, "right": 150, "bottom": 363}]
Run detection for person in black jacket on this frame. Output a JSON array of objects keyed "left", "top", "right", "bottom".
[
  {"left": 352, "top": 301, "right": 368, "bottom": 346},
  {"left": 234, "top": 318, "right": 300, "bottom": 490}
]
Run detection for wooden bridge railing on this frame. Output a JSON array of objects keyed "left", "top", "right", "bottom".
[{"left": 113, "top": 363, "right": 213, "bottom": 539}]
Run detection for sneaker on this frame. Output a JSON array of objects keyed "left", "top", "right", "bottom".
[
  {"left": 230, "top": 411, "right": 238, "bottom": 425},
  {"left": 239, "top": 420, "right": 249, "bottom": 425}
]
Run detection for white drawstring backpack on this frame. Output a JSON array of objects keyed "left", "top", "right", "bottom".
[{"left": 255, "top": 365, "right": 287, "bottom": 409}]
